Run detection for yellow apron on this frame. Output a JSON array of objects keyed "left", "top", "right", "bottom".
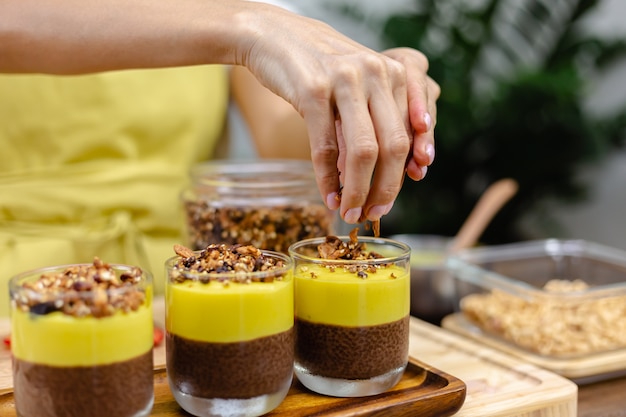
[{"left": 0, "top": 66, "right": 229, "bottom": 316}]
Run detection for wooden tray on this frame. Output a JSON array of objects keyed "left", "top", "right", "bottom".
[
  {"left": 442, "top": 313, "right": 626, "bottom": 384},
  {"left": 0, "top": 312, "right": 466, "bottom": 416},
  {"left": 152, "top": 357, "right": 465, "bottom": 417},
  {"left": 0, "top": 345, "right": 465, "bottom": 417}
]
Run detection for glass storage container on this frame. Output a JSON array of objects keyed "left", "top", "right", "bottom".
[{"left": 182, "top": 159, "right": 334, "bottom": 253}]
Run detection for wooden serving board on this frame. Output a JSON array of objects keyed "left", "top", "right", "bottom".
[
  {"left": 442, "top": 313, "right": 626, "bottom": 384},
  {"left": 0, "top": 356, "right": 466, "bottom": 417},
  {"left": 0, "top": 301, "right": 466, "bottom": 417}
]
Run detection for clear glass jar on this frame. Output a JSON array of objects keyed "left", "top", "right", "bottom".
[{"left": 182, "top": 159, "right": 334, "bottom": 253}]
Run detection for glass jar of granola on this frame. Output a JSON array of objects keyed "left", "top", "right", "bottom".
[{"left": 182, "top": 159, "right": 334, "bottom": 253}]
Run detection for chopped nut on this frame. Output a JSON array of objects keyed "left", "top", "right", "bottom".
[
  {"left": 174, "top": 244, "right": 195, "bottom": 259},
  {"left": 372, "top": 220, "right": 380, "bottom": 238}
]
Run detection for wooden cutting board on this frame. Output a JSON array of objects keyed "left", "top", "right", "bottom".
[
  {"left": 442, "top": 313, "right": 626, "bottom": 384},
  {"left": 409, "top": 317, "right": 578, "bottom": 416},
  {"left": 1, "top": 298, "right": 577, "bottom": 416}
]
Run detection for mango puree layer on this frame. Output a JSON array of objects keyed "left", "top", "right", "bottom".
[
  {"left": 295, "top": 264, "right": 409, "bottom": 327},
  {"left": 166, "top": 274, "right": 293, "bottom": 343},
  {"left": 11, "top": 304, "right": 153, "bottom": 366}
]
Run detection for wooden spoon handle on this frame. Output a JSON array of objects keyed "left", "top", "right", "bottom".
[{"left": 449, "top": 178, "right": 519, "bottom": 253}]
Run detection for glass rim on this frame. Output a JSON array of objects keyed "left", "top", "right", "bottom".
[
  {"left": 164, "top": 248, "right": 293, "bottom": 280},
  {"left": 288, "top": 236, "right": 411, "bottom": 265}
]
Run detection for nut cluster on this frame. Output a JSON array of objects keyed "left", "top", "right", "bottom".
[
  {"left": 13, "top": 258, "right": 146, "bottom": 318},
  {"left": 184, "top": 202, "right": 332, "bottom": 253},
  {"left": 461, "top": 279, "right": 626, "bottom": 356},
  {"left": 300, "top": 229, "right": 393, "bottom": 280},
  {"left": 169, "top": 243, "right": 287, "bottom": 285}
]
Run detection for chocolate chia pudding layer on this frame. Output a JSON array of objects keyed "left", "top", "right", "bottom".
[
  {"left": 12, "top": 350, "right": 153, "bottom": 417},
  {"left": 295, "top": 315, "right": 409, "bottom": 380},
  {"left": 167, "top": 328, "right": 294, "bottom": 399}
]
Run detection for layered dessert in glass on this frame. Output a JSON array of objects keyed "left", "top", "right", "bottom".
[
  {"left": 10, "top": 258, "right": 154, "bottom": 417},
  {"left": 289, "top": 231, "right": 411, "bottom": 397},
  {"left": 165, "top": 244, "right": 294, "bottom": 417}
]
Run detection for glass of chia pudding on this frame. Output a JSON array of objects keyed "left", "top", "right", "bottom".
[
  {"left": 165, "top": 243, "right": 294, "bottom": 417},
  {"left": 288, "top": 231, "right": 411, "bottom": 397},
  {"left": 10, "top": 258, "right": 154, "bottom": 417}
]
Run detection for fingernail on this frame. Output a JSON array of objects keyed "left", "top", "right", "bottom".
[
  {"left": 326, "top": 192, "right": 340, "bottom": 210},
  {"left": 423, "top": 112, "right": 432, "bottom": 131},
  {"left": 425, "top": 143, "right": 435, "bottom": 165},
  {"left": 343, "top": 207, "right": 362, "bottom": 224},
  {"left": 368, "top": 202, "right": 394, "bottom": 220},
  {"left": 420, "top": 165, "right": 428, "bottom": 180}
]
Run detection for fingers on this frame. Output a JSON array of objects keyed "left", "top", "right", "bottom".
[
  {"left": 382, "top": 48, "right": 439, "bottom": 181},
  {"left": 406, "top": 75, "right": 439, "bottom": 180},
  {"left": 362, "top": 60, "right": 410, "bottom": 221},
  {"left": 303, "top": 48, "right": 436, "bottom": 225},
  {"left": 333, "top": 73, "right": 379, "bottom": 223},
  {"left": 328, "top": 54, "right": 411, "bottom": 224},
  {"left": 305, "top": 102, "right": 342, "bottom": 212}
]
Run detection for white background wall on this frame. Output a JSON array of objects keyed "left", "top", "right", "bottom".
[{"left": 230, "top": 0, "right": 626, "bottom": 249}]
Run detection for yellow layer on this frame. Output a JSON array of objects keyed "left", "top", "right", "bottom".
[
  {"left": 295, "top": 264, "right": 409, "bottom": 326},
  {"left": 11, "top": 304, "right": 153, "bottom": 366},
  {"left": 166, "top": 274, "right": 293, "bottom": 343}
]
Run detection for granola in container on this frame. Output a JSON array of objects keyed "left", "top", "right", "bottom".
[{"left": 182, "top": 159, "right": 334, "bottom": 253}]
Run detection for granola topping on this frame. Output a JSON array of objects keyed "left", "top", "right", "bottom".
[
  {"left": 13, "top": 257, "right": 146, "bottom": 318},
  {"left": 169, "top": 243, "right": 288, "bottom": 285},
  {"left": 299, "top": 228, "right": 393, "bottom": 279}
]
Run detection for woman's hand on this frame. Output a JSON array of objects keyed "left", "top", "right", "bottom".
[{"left": 240, "top": 6, "right": 439, "bottom": 223}]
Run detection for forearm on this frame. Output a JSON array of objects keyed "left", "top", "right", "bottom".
[{"left": 0, "top": 0, "right": 262, "bottom": 74}]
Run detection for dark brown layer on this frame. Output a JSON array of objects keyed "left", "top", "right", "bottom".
[
  {"left": 295, "top": 316, "right": 409, "bottom": 380},
  {"left": 167, "top": 328, "right": 294, "bottom": 399},
  {"left": 12, "top": 350, "right": 153, "bottom": 417}
]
